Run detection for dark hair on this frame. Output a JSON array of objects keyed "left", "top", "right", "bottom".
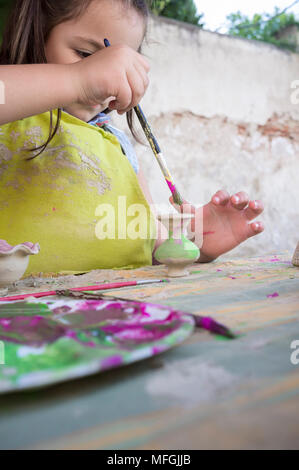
[{"left": 0, "top": 0, "right": 150, "bottom": 158}]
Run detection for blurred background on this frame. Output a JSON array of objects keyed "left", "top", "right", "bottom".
[{"left": 1, "top": 0, "right": 299, "bottom": 259}]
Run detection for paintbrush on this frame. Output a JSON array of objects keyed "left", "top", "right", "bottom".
[
  {"left": 0, "top": 279, "right": 169, "bottom": 302},
  {"left": 104, "top": 38, "right": 184, "bottom": 206},
  {"left": 56, "top": 289, "right": 236, "bottom": 339}
]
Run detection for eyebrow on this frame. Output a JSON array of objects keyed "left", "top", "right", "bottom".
[{"left": 74, "top": 36, "right": 103, "bottom": 49}]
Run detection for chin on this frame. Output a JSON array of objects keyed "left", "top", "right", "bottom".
[{"left": 63, "top": 106, "right": 100, "bottom": 123}]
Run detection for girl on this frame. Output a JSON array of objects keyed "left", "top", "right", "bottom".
[{"left": 0, "top": 0, "right": 264, "bottom": 275}]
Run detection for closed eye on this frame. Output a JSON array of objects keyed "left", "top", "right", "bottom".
[{"left": 75, "top": 50, "right": 92, "bottom": 59}]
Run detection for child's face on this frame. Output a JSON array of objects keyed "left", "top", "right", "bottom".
[{"left": 45, "top": 0, "right": 146, "bottom": 122}]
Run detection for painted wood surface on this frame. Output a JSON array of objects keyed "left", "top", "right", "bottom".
[{"left": 0, "top": 253, "right": 298, "bottom": 449}]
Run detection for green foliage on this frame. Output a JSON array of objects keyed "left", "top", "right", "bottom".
[
  {"left": 151, "top": 0, "right": 204, "bottom": 26},
  {"left": 227, "top": 7, "right": 299, "bottom": 52},
  {"left": 0, "top": 0, "right": 205, "bottom": 40}
]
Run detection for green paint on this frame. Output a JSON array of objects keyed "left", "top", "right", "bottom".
[
  {"left": 215, "top": 335, "right": 232, "bottom": 342},
  {"left": 0, "top": 302, "right": 51, "bottom": 318},
  {"left": 155, "top": 235, "right": 199, "bottom": 264}
]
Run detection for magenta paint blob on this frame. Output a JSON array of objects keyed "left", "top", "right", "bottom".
[{"left": 267, "top": 292, "right": 279, "bottom": 298}]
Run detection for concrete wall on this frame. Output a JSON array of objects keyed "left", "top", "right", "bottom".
[{"left": 113, "top": 16, "right": 299, "bottom": 259}]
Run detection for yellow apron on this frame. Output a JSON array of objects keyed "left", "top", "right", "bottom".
[{"left": 0, "top": 110, "right": 156, "bottom": 276}]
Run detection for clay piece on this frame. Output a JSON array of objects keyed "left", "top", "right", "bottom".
[
  {"left": 292, "top": 241, "right": 299, "bottom": 267},
  {"left": 0, "top": 240, "right": 40, "bottom": 288},
  {"left": 154, "top": 213, "right": 200, "bottom": 277}
]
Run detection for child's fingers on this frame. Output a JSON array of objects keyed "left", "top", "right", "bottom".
[
  {"left": 212, "top": 190, "right": 230, "bottom": 206},
  {"left": 247, "top": 221, "right": 264, "bottom": 238},
  {"left": 137, "top": 54, "right": 151, "bottom": 73},
  {"left": 111, "top": 65, "right": 147, "bottom": 114},
  {"left": 133, "top": 63, "right": 150, "bottom": 91},
  {"left": 109, "top": 79, "right": 133, "bottom": 113},
  {"left": 231, "top": 191, "right": 249, "bottom": 210},
  {"left": 124, "top": 66, "right": 148, "bottom": 111},
  {"left": 244, "top": 200, "right": 264, "bottom": 221}
]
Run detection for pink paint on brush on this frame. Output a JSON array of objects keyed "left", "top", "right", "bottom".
[{"left": 165, "top": 178, "right": 177, "bottom": 195}]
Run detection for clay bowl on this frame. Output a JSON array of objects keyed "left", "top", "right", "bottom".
[{"left": 0, "top": 240, "right": 40, "bottom": 288}]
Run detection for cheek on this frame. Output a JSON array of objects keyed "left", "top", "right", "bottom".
[
  {"left": 45, "top": 38, "right": 60, "bottom": 64},
  {"left": 45, "top": 34, "right": 75, "bottom": 65}
]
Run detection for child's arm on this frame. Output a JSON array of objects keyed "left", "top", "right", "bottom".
[
  {"left": 0, "top": 45, "right": 150, "bottom": 125},
  {"left": 0, "top": 64, "right": 76, "bottom": 125}
]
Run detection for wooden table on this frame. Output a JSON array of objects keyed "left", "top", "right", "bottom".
[{"left": 0, "top": 253, "right": 299, "bottom": 450}]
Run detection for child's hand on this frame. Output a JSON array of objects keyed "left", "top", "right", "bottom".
[
  {"left": 72, "top": 45, "right": 150, "bottom": 114},
  {"left": 170, "top": 190, "right": 264, "bottom": 262}
]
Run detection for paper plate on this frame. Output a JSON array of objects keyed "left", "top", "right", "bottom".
[{"left": 0, "top": 298, "right": 194, "bottom": 393}]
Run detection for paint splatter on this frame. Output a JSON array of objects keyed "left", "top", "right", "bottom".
[{"left": 267, "top": 292, "right": 279, "bottom": 298}]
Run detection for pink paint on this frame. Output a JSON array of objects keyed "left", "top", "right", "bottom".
[
  {"left": 66, "top": 330, "right": 77, "bottom": 339},
  {"left": 29, "top": 316, "right": 43, "bottom": 327},
  {"left": 0, "top": 319, "right": 11, "bottom": 329},
  {"left": 267, "top": 292, "right": 279, "bottom": 298},
  {"left": 201, "top": 317, "right": 213, "bottom": 329},
  {"left": 152, "top": 345, "right": 166, "bottom": 355},
  {"left": 52, "top": 208, "right": 56, "bottom": 211},
  {"left": 101, "top": 355, "right": 123, "bottom": 369},
  {"left": 203, "top": 231, "right": 216, "bottom": 236},
  {"left": 217, "top": 269, "right": 223, "bottom": 272},
  {"left": 229, "top": 277, "right": 237, "bottom": 280},
  {"left": 166, "top": 178, "right": 176, "bottom": 195}
]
